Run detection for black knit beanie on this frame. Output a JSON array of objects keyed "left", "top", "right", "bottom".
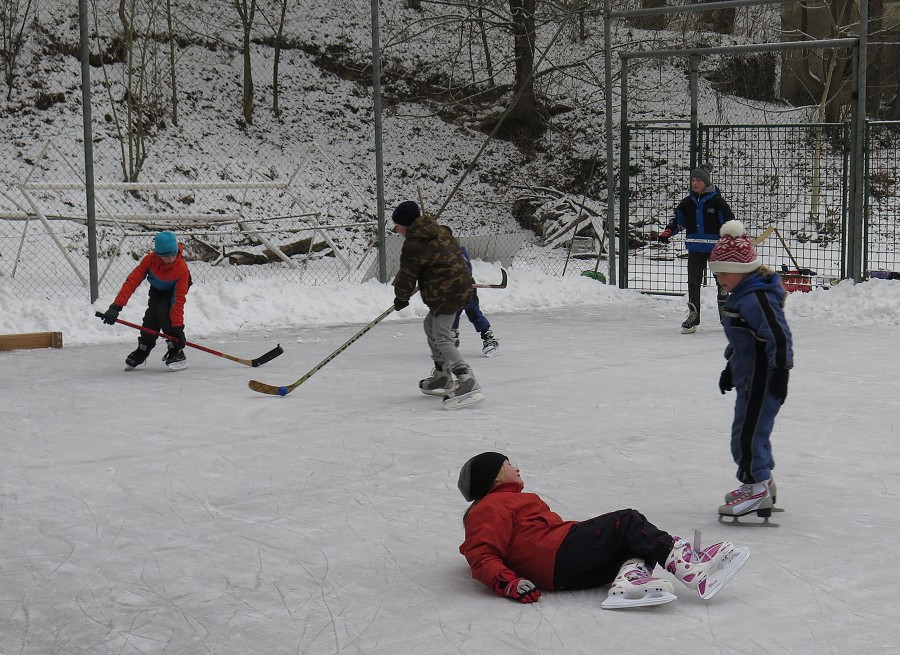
[
  {"left": 391, "top": 200, "right": 421, "bottom": 227},
  {"left": 458, "top": 452, "right": 508, "bottom": 502}
]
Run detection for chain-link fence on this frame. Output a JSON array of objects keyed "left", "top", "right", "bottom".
[
  {"left": 3, "top": 2, "right": 899, "bottom": 301},
  {"left": 0, "top": 0, "right": 580, "bottom": 301},
  {"left": 865, "top": 120, "right": 900, "bottom": 277}
]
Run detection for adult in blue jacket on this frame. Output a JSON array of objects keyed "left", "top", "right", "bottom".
[{"left": 658, "top": 162, "right": 734, "bottom": 333}]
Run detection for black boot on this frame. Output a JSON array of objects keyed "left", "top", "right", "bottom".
[
  {"left": 163, "top": 342, "right": 187, "bottom": 369},
  {"left": 125, "top": 342, "right": 152, "bottom": 368},
  {"left": 681, "top": 303, "right": 700, "bottom": 334}
]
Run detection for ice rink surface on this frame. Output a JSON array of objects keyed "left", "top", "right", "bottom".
[{"left": 2, "top": 304, "right": 899, "bottom": 654}]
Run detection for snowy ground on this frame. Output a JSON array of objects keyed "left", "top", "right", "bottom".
[{"left": 2, "top": 275, "right": 900, "bottom": 654}]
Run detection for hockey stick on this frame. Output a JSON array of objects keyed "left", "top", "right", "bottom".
[
  {"left": 249, "top": 302, "right": 399, "bottom": 396},
  {"left": 95, "top": 312, "right": 284, "bottom": 367},
  {"left": 473, "top": 268, "right": 508, "bottom": 289},
  {"left": 684, "top": 226, "right": 773, "bottom": 247},
  {"left": 772, "top": 227, "right": 816, "bottom": 275},
  {"left": 751, "top": 226, "right": 774, "bottom": 246}
]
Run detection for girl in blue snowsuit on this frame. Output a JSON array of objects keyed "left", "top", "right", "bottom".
[{"left": 709, "top": 221, "right": 793, "bottom": 519}]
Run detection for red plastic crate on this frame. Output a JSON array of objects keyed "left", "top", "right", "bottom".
[{"left": 781, "top": 271, "right": 812, "bottom": 293}]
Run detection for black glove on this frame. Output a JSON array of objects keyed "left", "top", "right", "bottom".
[
  {"left": 393, "top": 297, "right": 409, "bottom": 311},
  {"left": 718, "top": 363, "right": 734, "bottom": 395},
  {"left": 102, "top": 304, "right": 122, "bottom": 325},
  {"left": 770, "top": 368, "right": 789, "bottom": 404},
  {"left": 167, "top": 326, "right": 186, "bottom": 349}
]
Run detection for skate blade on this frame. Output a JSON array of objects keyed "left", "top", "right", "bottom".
[
  {"left": 442, "top": 391, "right": 485, "bottom": 410},
  {"left": 420, "top": 387, "right": 452, "bottom": 396},
  {"left": 165, "top": 361, "right": 189, "bottom": 371},
  {"left": 718, "top": 514, "right": 780, "bottom": 527},
  {"left": 699, "top": 547, "right": 750, "bottom": 600},
  {"left": 483, "top": 345, "right": 501, "bottom": 357},
  {"left": 601, "top": 590, "right": 677, "bottom": 609},
  {"left": 681, "top": 326, "right": 698, "bottom": 334}
]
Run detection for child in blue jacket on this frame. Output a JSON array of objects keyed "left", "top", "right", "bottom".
[
  {"left": 658, "top": 163, "right": 734, "bottom": 333},
  {"left": 709, "top": 221, "right": 793, "bottom": 521},
  {"left": 452, "top": 245, "right": 500, "bottom": 356}
]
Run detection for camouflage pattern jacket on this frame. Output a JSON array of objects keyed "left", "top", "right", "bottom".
[{"left": 393, "top": 214, "right": 473, "bottom": 315}]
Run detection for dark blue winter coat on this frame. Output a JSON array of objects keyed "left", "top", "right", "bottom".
[
  {"left": 666, "top": 187, "right": 735, "bottom": 253},
  {"left": 722, "top": 271, "right": 793, "bottom": 383}
]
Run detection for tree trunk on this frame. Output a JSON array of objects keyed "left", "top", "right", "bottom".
[
  {"left": 508, "top": 0, "right": 539, "bottom": 133},
  {"left": 627, "top": 0, "right": 666, "bottom": 31},
  {"left": 165, "top": 0, "right": 178, "bottom": 126},
  {"left": 235, "top": 0, "right": 257, "bottom": 125},
  {"left": 272, "top": 0, "right": 288, "bottom": 116}
]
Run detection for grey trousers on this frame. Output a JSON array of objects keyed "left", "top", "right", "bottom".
[{"left": 424, "top": 311, "right": 467, "bottom": 371}]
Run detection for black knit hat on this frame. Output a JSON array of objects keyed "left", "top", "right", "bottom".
[
  {"left": 391, "top": 200, "right": 421, "bottom": 227},
  {"left": 458, "top": 452, "right": 508, "bottom": 502},
  {"left": 690, "top": 162, "right": 713, "bottom": 187}
]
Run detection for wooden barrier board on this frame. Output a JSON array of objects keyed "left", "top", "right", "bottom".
[{"left": 0, "top": 331, "right": 64, "bottom": 351}]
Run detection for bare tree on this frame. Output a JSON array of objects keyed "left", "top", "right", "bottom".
[
  {"left": 164, "top": 0, "right": 178, "bottom": 126},
  {"left": 93, "top": 0, "right": 166, "bottom": 181},
  {"left": 507, "top": 0, "right": 540, "bottom": 134},
  {"left": 271, "top": 0, "right": 288, "bottom": 116},
  {"left": 235, "top": 0, "right": 257, "bottom": 124},
  {"left": 0, "top": 0, "right": 34, "bottom": 99}
]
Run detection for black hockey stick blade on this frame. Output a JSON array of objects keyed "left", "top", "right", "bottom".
[
  {"left": 473, "top": 268, "right": 508, "bottom": 289},
  {"left": 251, "top": 344, "right": 284, "bottom": 367}
]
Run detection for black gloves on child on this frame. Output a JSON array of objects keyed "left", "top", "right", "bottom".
[
  {"left": 770, "top": 368, "right": 790, "bottom": 404},
  {"left": 393, "top": 297, "right": 409, "bottom": 311},
  {"left": 167, "top": 326, "right": 187, "bottom": 349},
  {"left": 102, "top": 304, "right": 122, "bottom": 325},
  {"left": 718, "top": 363, "right": 734, "bottom": 394}
]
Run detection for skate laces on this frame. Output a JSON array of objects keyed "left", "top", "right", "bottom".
[{"left": 726, "top": 482, "right": 769, "bottom": 506}]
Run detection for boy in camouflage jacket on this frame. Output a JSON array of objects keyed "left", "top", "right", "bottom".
[{"left": 391, "top": 200, "right": 483, "bottom": 408}]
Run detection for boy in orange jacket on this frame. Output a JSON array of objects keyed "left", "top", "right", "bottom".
[{"left": 101, "top": 231, "right": 192, "bottom": 370}]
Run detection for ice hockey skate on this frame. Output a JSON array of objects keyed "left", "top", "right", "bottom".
[
  {"left": 601, "top": 558, "right": 677, "bottom": 609},
  {"left": 419, "top": 364, "right": 454, "bottom": 396},
  {"left": 681, "top": 302, "right": 700, "bottom": 334},
  {"left": 719, "top": 480, "right": 778, "bottom": 526},
  {"left": 665, "top": 535, "right": 748, "bottom": 600},
  {"left": 481, "top": 330, "right": 500, "bottom": 357},
  {"left": 163, "top": 344, "right": 188, "bottom": 371},
  {"left": 125, "top": 343, "right": 152, "bottom": 369},
  {"left": 442, "top": 366, "right": 484, "bottom": 409}
]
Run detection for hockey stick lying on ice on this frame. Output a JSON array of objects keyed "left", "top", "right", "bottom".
[
  {"left": 249, "top": 302, "right": 400, "bottom": 396},
  {"left": 96, "top": 312, "right": 283, "bottom": 367},
  {"left": 473, "top": 268, "right": 508, "bottom": 289}
]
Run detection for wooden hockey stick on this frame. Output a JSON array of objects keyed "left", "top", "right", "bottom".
[
  {"left": 249, "top": 303, "right": 397, "bottom": 396},
  {"left": 751, "top": 225, "right": 774, "bottom": 246},
  {"left": 96, "top": 312, "right": 283, "bottom": 367},
  {"left": 250, "top": 287, "right": 420, "bottom": 396}
]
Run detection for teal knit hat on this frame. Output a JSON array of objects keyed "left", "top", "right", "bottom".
[{"left": 154, "top": 231, "right": 178, "bottom": 256}]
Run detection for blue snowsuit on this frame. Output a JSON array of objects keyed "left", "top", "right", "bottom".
[
  {"left": 452, "top": 246, "right": 491, "bottom": 334},
  {"left": 721, "top": 271, "right": 793, "bottom": 484}
]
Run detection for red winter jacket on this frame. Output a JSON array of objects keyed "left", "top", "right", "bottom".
[
  {"left": 459, "top": 482, "right": 577, "bottom": 594},
  {"left": 114, "top": 244, "right": 191, "bottom": 327}
]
